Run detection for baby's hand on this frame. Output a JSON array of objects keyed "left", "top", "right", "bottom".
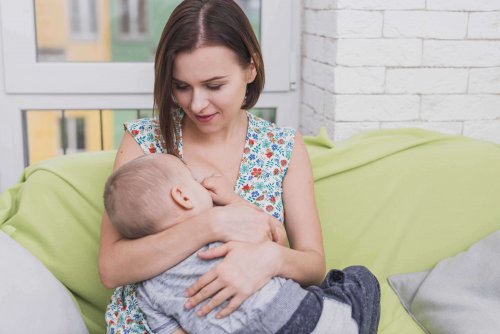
[{"left": 202, "top": 174, "right": 242, "bottom": 206}]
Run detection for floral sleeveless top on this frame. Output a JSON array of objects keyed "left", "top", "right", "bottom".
[{"left": 105, "top": 111, "right": 296, "bottom": 334}]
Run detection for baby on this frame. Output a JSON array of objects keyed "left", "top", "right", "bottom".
[{"left": 104, "top": 154, "right": 380, "bottom": 334}]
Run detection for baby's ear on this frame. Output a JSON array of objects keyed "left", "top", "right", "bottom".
[{"left": 171, "top": 186, "right": 194, "bottom": 210}]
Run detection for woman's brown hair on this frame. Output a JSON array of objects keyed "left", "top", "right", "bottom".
[{"left": 154, "top": 0, "right": 265, "bottom": 156}]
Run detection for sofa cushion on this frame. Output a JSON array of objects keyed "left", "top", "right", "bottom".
[
  {"left": 1, "top": 129, "right": 500, "bottom": 334},
  {"left": 0, "top": 151, "right": 116, "bottom": 334},
  {"left": 388, "top": 230, "right": 500, "bottom": 334},
  {"left": 306, "top": 128, "right": 500, "bottom": 333},
  {"left": 0, "top": 231, "right": 88, "bottom": 333}
]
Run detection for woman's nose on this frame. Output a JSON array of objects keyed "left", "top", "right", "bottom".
[{"left": 190, "top": 89, "right": 209, "bottom": 113}]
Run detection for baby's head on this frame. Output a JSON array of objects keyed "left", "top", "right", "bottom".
[{"left": 104, "top": 154, "right": 212, "bottom": 239}]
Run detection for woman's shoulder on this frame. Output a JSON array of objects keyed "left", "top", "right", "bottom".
[
  {"left": 124, "top": 118, "right": 166, "bottom": 154},
  {"left": 247, "top": 112, "right": 296, "bottom": 159},
  {"left": 248, "top": 112, "right": 295, "bottom": 139},
  {"left": 125, "top": 117, "right": 160, "bottom": 132}
]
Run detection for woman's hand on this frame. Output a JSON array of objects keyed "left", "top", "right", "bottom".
[
  {"left": 211, "top": 203, "right": 279, "bottom": 243},
  {"left": 184, "top": 241, "right": 279, "bottom": 318}
]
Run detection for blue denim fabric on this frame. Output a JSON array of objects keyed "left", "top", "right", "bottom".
[
  {"left": 319, "top": 266, "right": 381, "bottom": 334},
  {"left": 276, "top": 266, "right": 381, "bottom": 334},
  {"left": 235, "top": 266, "right": 380, "bottom": 334}
]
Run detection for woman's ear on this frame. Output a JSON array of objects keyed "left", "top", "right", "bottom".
[
  {"left": 171, "top": 186, "right": 194, "bottom": 210},
  {"left": 246, "top": 60, "right": 257, "bottom": 84}
]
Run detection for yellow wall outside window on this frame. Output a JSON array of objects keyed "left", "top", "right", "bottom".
[{"left": 27, "top": 110, "right": 115, "bottom": 165}]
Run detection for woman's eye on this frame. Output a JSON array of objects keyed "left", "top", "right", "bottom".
[
  {"left": 174, "top": 85, "right": 189, "bottom": 91},
  {"left": 207, "top": 84, "right": 222, "bottom": 90}
]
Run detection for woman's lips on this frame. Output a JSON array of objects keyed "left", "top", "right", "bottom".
[{"left": 195, "top": 113, "right": 216, "bottom": 123}]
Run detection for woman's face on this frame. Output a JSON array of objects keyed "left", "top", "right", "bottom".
[{"left": 172, "top": 45, "right": 256, "bottom": 134}]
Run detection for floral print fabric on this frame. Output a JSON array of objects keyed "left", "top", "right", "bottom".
[
  {"left": 106, "top": 111, "right": 295, "bottom": 333},
  {"left": 233, "top": 112, "right": 295, "bottom": 221}
]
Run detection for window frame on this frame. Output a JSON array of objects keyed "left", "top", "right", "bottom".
[
  {"left": 0, "top": 0, "right": 301, "bottom": 192},
  {"left": 1, "top": 0, "right": 293, "bottom": 93}
]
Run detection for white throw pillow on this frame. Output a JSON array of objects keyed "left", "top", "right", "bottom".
[
  {"left": 388, "top": 230, "right": 500, "bottom": 334},
  {"left": 0, "top": 231, "right": 88, "bottom": 334}
]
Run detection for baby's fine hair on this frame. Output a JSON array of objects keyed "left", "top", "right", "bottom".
[{"left": 104, "top": 155, "right": 175, "bottom": 239}]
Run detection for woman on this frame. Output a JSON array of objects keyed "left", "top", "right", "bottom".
[{"left": 100, "top": 0, "right": 325, "bottom": 332}]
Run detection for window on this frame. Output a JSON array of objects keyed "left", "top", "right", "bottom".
[
  {"left": 69, "top": 0, "right": 99, "bottom": 41},
  {"left": 31, "top": 0, "right": 261, "bottom": 63},
  {"left": 118, "top": 0, "right": 149, "bottom": 40},
  {"left": 0, "top": 0, "right": 299, "bottom": 191},
  {"left": 22, "top": 108, "right": 275, "bottom": 166},
  {"left": 3, "top": 0, "right": 292, "bottom": 92},
  {"left": 62, "top": 117, "right": 86, "bottom": 154}
]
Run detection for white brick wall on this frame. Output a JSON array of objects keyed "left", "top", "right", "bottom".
[
  {"left": 423, "top": 41, "right": 500, "bottom": 67},
  {"left": 421, "top": 95, "right": 500, "bottom": 120},
  {"left": 336, "top": 0, "right": 425, "bottom": 10},
  {"left": 469, "top": 68, "right": 500, "bottom": 93},
  {"left": 335, "top": 95, "right": 420, "bottom": 121},
  {"left": 333, "top": 67, "right": 385, "bottom": 93},
  {"left": 384, "top": 11, "right": 468, "bottom": 39},
  {"left": 300, "top": 0, "right": 500, "bottom": 144},
  {"left": 336, "top": 11, "right": 383, "bottom": 38},
  {"left": 337, "top": 39, "right": 422, "bottom": 66},
  {"left": 469, "top": 12, "right": 500, "bottom": 39},
  {"left": 426, "top": 0, "right": 500, "bottom": 11},
  {"left": 386, "top": 69, "right": 468, "bottom": 94}
]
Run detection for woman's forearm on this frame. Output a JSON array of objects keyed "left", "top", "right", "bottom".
[
  {"left": 273, "top": 243, "right": 326, "bottom": 287},
  {"left": 99, "top": 209, "right": 219, "bottom": 289}
]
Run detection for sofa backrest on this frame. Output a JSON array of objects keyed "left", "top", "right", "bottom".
[{"left": 2, "top": 128, "right": 500, "bottom": 334}]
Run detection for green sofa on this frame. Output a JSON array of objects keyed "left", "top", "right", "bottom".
[{"left": 1, "top": 128, "right": 500, "bottom": 333}]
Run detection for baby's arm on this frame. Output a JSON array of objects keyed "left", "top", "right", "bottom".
[
  {"left": 201, "top": 174, "right": 244, "bottom": 206},
  {"left": 172, "top": 329, "right": 187, "bottom": 334},
  {"left": 201, "top": 174, "right": 288, "bottom": 246}
]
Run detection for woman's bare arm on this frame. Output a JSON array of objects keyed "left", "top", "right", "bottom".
[{"left": 273, "top": 131, "right": 326, "bottom": 285}]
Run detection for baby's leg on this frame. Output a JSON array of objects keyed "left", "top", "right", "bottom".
[
  {"left": 235, "top": 267, "right": 380, "bottom": 334},
  {"left": 312, "top": 266, "right": 381, "bottom": 334},
  {"left": 274, "top": 266, "right": 380, "bottom": 334},
  {"left": 172, "top": 328, "right": 187, "bottom": 334}
]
